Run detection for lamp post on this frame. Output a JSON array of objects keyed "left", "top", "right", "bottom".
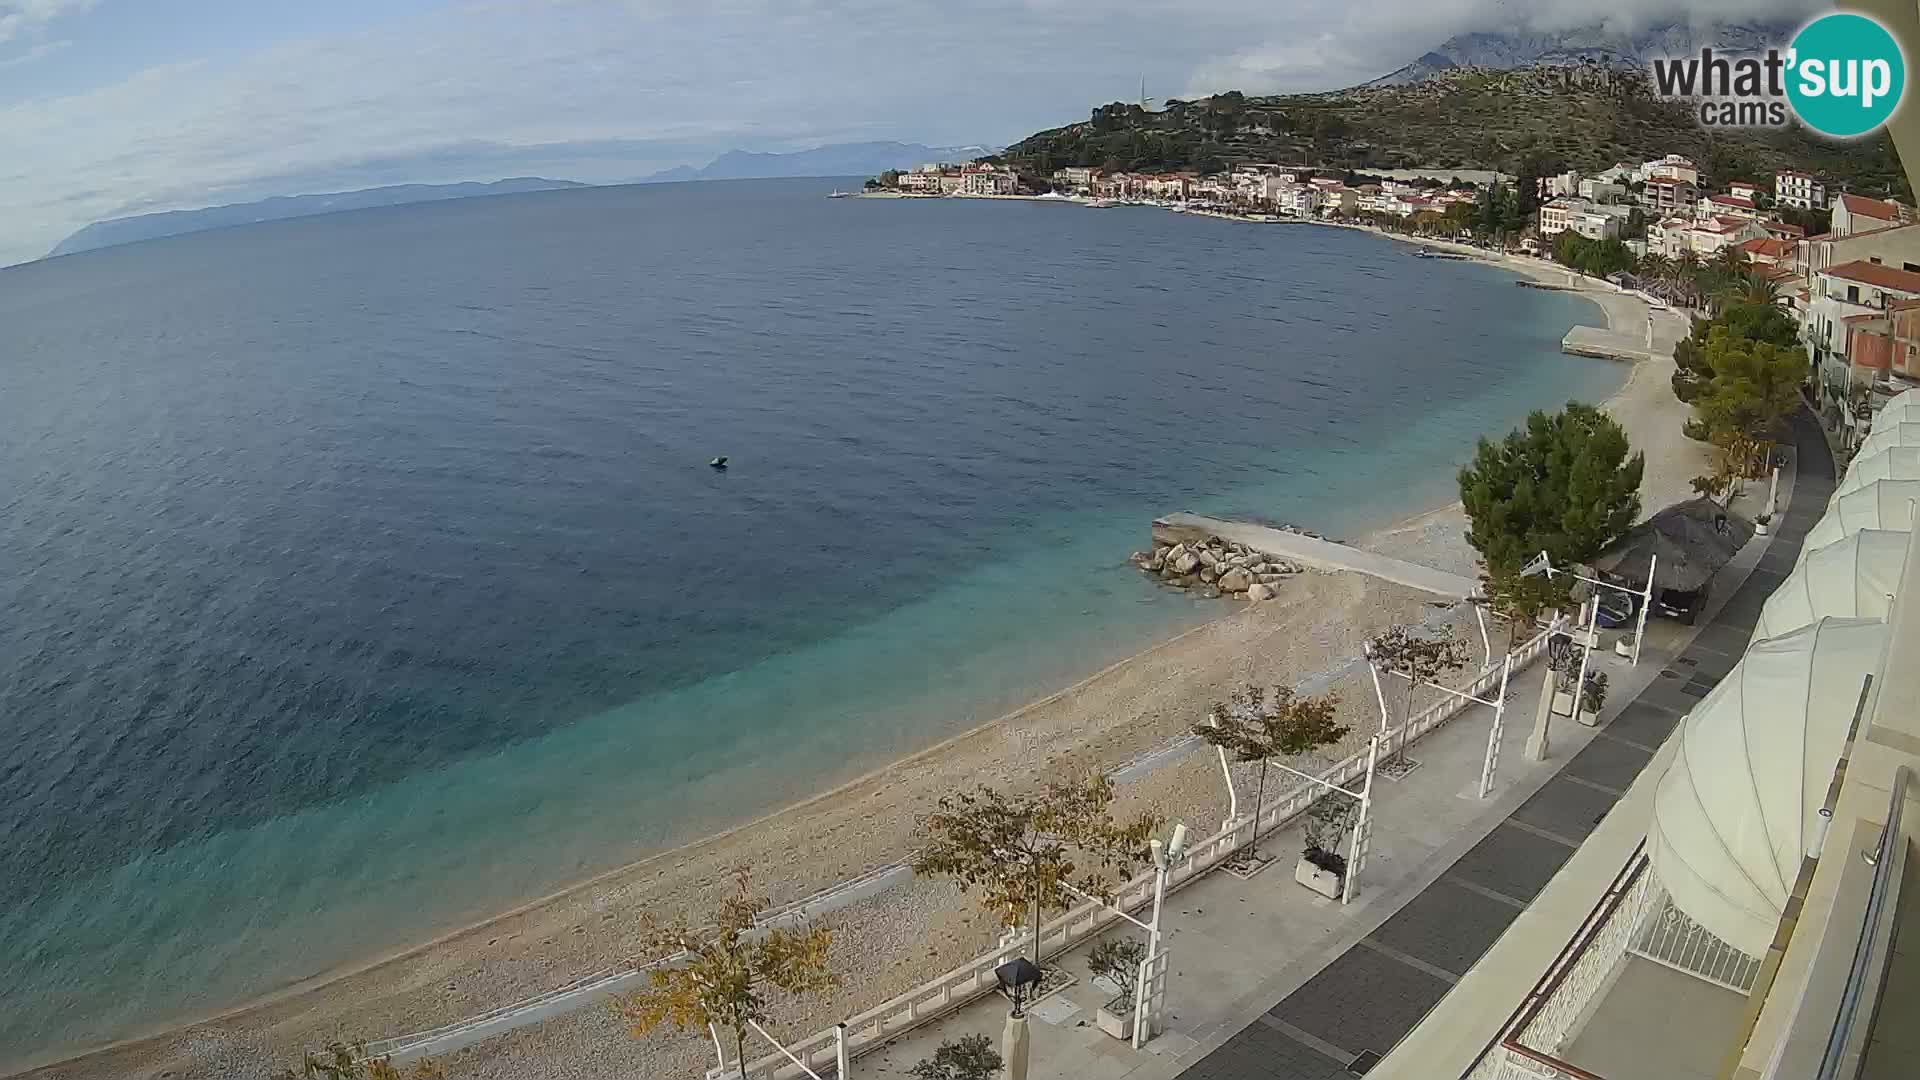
[
  {"left": 1135, "top": 823, "right": 1190, "bottom": 1048},
  {"left": 995, "top": 956, "right": 1042, "bottom": 1080}
]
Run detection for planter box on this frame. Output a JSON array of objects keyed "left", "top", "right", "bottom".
[
  {"left": 1552, "top": 690, "right": 1576, "bottom": 717},
  {"left": 1615, "top": 638, "right": 1634, "bottom": 659},
  {"left": 1295, "top": 856, "right": 1344, "bottom": 899},
  {"left": 1096, "top": 999, "right": 1136, "bottom": 1040},
  {"left": 1756, "top": 522, "right": 1771, "bottom": 536},
  {"left": 1576, "top": 706, "right": 1601, "bottom": 728}
]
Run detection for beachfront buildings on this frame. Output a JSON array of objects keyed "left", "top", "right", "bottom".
[
  {"left": 1776, "top": 168, "right": 1828, "bottom": 209},
  {"left": 1539, "top": 197, "right": 1621, "bottom": 241},
  {"left": 1647, "top": 215, "right": 1766, "bottom": 259},
  {"left": 1806, "top": 260, "right": 1920, "bottom": 411},
  {"left": 1643, "top": 176, "right": 1699, "bottom": 214},
  {"left": 960, "top": 165, "right": 1018, "bottom": 196}
]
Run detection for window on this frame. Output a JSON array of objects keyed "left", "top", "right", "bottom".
[
  {"left": 1871, "top": 257, "right": 1884, "bottom": 265},
  {"left": 1849, "top": 285, "right": 1862, "bottom": 303}
]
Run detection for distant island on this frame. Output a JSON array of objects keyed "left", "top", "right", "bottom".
[
  {"left": 640, "top": 141, "right": 996, "bottom": 184},
  {"left": 47, "top": 178, "right": 591, "bottom": 259}
]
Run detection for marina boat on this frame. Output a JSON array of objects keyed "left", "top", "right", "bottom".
[{"left": 827, "top": 189, "right": 853, "bottom": 198}]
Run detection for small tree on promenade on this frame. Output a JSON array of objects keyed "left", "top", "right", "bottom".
[
  {"left": 914, "top": 774, "right": 1158, "bottom": 965},
  {"left": 1190, "top": 687, "right": 1347, "bottom": 859},
  {"left": 1459, "top": 401, "right": 1644, "bottom": 608},
  {"left": 614, "top": 868, "right": 836, "bottom": 1079},
  {"left": 1368, "top": 625, "right": 1471, "bottom": 765}
]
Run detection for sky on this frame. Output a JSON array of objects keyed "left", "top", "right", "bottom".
[{"left": 0, "top": 0, "right": 1824, "bottom": 266}]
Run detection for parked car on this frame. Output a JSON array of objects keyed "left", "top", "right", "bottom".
[{"left": 1593, "top": 591, "right": 1637, "bottom": 629}]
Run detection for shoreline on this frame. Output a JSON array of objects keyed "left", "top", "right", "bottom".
[{"left": 11, "top": 225, "right": 1694, "bottom": 1080}]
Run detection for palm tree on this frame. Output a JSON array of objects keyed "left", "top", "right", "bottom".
[{"left": 1723, "top": 269, "right": 1784, "bottom": 308}]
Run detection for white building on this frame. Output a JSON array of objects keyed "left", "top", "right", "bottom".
[
  {"left": 960, "top": 166, "right": 1017, "bottom": 196},
  {"left": 1539, "top": 197, "right": 1620, "bottom": 240},
  {"left": 1699, "top": 193, "right": 1762, "bottom": 221},
  {"left": 1832, "top": 192, "right": 1914, "bottom": 237},
  {"left": 1579, "top": 178, "right": 1627, "bottom": 204},
  {"left": 1776, "top": 169, "right": 1828, "bottom": 209},
  {"left": 1643, "top": 153, "right": 1700, "bottom": 185}
]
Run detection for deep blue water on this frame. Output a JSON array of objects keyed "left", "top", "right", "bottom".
[{"left": 0, "top": 179, "right": 1620, "bottom": 1064}]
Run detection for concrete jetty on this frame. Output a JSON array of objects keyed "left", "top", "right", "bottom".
[
  {"left": 1562, "top": 324, "right": 1657, "bottom": 362},
  {"left": 1152, "top": 512, "right": 1479, "bottom": 598}
]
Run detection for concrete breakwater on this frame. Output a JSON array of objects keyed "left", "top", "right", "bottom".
[{"left": 1129, "top": 530, "right": 1305, "bottom": 600}]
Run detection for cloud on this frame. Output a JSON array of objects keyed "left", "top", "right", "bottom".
[
  {"left": 0, "top": 0, "right": 93, "bottom": 47},
  {"left": 0, "top": 35, "right": 61, "bottom": 67},
  {"left": 1185, "top": 0, "right": 1828, "bottom": 96},
  {"left": 0, "top": 0, "right": 1839, "bottom": 265}
]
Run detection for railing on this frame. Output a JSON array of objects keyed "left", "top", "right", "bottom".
[
  {"left": 733, "top": 626, "right": 1559, "bottom": 1080},
  {"left": 1465, "top": 844, "right": 1655, "bottom": 1080},
  {"left": 1814, "top": 764, "right": 1913, "bottom": 1080},
  {"left": 380, "top": 624, "right": 1556, "bottom": 1073},
  {"left": 1628, "top": 888, "right": 1761, "bottom": 993}
]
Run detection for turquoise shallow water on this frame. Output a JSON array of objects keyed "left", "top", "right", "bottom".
[{"left": 0, "top": 179, "right": 1622, "bottom": 1064}]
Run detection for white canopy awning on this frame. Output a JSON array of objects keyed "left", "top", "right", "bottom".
[
  {"left": 1650, "top": 618, "right": 1888, "bottom": 956},
  {"left": 1871, "top": 389, "right": 1920, "bottom": 433},
  {"left": 1873, "top": 388, "right": 1920, "bottom": 430},
  {"left": 1753, "top": 530, "right": 1907, "bottom": 643},
  {"left": 1852, "top": 422, "right": 1920, "bottom": 463},
  {"left": 1802, "top": 479, "right": 1920, "bottom": 553},
  {"left": 1838, "top": 446, "right": 1920, "bottom": 499}
]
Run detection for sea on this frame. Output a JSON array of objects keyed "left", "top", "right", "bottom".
[{"left": 0, "top": 178, "right": 1622, "bottom": 1066}]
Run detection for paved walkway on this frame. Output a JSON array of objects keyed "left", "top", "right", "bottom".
[
  {"left": 853, "top": 412, "right": 1831, "bottom": 1080},
  {"left": 1154, "top": 514, "right": 1479, "bottom": 599},
  {"left": 1174, "top": 408, "right": 1834, "bottom": 1080}
]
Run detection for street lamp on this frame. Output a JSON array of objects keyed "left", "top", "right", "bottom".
[{"left": 995, "top": 956, "right": 1044, "bottom": 1080}]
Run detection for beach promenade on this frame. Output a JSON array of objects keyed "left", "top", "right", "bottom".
[{"left": 864, "top": 409, "right": 1827, "bottom": 1080}]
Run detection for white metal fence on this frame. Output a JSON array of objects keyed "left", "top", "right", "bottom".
[
  {"left": 1629, "top": 887, "right": 1762, "bottom": 993},
  {"left": 376, "top": 625, "right": 1556, "bottom": 1075}
]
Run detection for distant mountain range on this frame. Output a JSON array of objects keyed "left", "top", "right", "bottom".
[
  {"left": 1362, "top": 21, "right": 1795, "bottom": 87},
  {"left": 641, "top": 141, "right": 997, "bottom": 184},
  {"left": 48, "top": 178, "right": 590, "bottom": 259}
]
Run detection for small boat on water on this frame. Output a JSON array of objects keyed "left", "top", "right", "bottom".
[
  {"left": 1086, "top": 198, "right": 1117, "bottom": 208},
  {"left": 827, "top": 189, "right": 853, "bottom": 199}
]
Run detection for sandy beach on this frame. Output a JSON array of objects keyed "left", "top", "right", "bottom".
[{"left": 11, "top": 242, "right": 1707, "bottom": 1080}]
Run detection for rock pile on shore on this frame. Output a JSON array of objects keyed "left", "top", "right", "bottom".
[{"left": 1130, "top": 536, "right": 1304, "bottom": 601}]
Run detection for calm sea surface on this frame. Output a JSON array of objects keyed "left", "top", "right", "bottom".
[{"left": 0, "top": 179, "right": 1621, "bottom": 1063}]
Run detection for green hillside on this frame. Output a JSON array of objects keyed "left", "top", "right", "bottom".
[{"left": 996, "top": 67, "right": 1908, "bottom": 198}]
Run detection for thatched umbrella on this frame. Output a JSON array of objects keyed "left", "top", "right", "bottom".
[{"left": 1592, "top": 497, "right": 1755, "bottom": 592}]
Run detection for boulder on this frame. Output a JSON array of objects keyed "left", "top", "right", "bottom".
[
  {"left": 1170, "top": 550, "right": 1200, "bottom": 575},
  {"left": 1203, "top": 586, "right": 1222, "bottom": 599},
  {"left": 1217, "top": 568, "right": 1252, "bottom": 592},
  {"left": 1171, "top": 574, "right": 1199, "bottom": 588},
  {"left": 1198, "top": 566, "right": 1217, "bottom": 584},
  {"left": 1129, "top": 551, "right": 1152, "bottom": 567},
  {"left": 1257, "top": 572, "right": 1287, "bottom": 585},
  {"left": 1196, "top": 546, "right": 1219, "bottom": 568},
  {"left": 1147, "top": 553, "right": 1165, "bottom": 571},
  {"left": 1247, "top": 582, "right": 1277, "bottom": 601}
]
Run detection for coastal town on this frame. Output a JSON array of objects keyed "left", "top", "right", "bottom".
[{"left": 870, "top": 151, "right": 1920, "bottom": 454}]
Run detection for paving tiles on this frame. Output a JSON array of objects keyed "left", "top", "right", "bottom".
[
  {"left": 1448, "top": 822, "right": 1574, "bottom": 904},
  {"left": 1566, "top": 735, "right": 1656, "bottom": 793},
  {"left": 1182, "top": 1023, "right": 1351, "bottom": 1080},
  {"left": 1606, "top": 701, "right": 1682, "bottom": 748},
  {"left": 1512, "top": 775, "right": 1621, "bottom": 843},
  {"left": 1265, "top": 945, "right": 1452, "bottom": 1065},
  {"left": 1367, "top": 878, "right": 1524, "bottom": 978}
]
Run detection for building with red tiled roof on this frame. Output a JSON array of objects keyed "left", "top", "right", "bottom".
[
  {"left": 1736, "top": 236, "right": 1795, "bottom": 266},
  {"left": 1833, "top": 193, "right": 1914, "bottom": 237}
]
